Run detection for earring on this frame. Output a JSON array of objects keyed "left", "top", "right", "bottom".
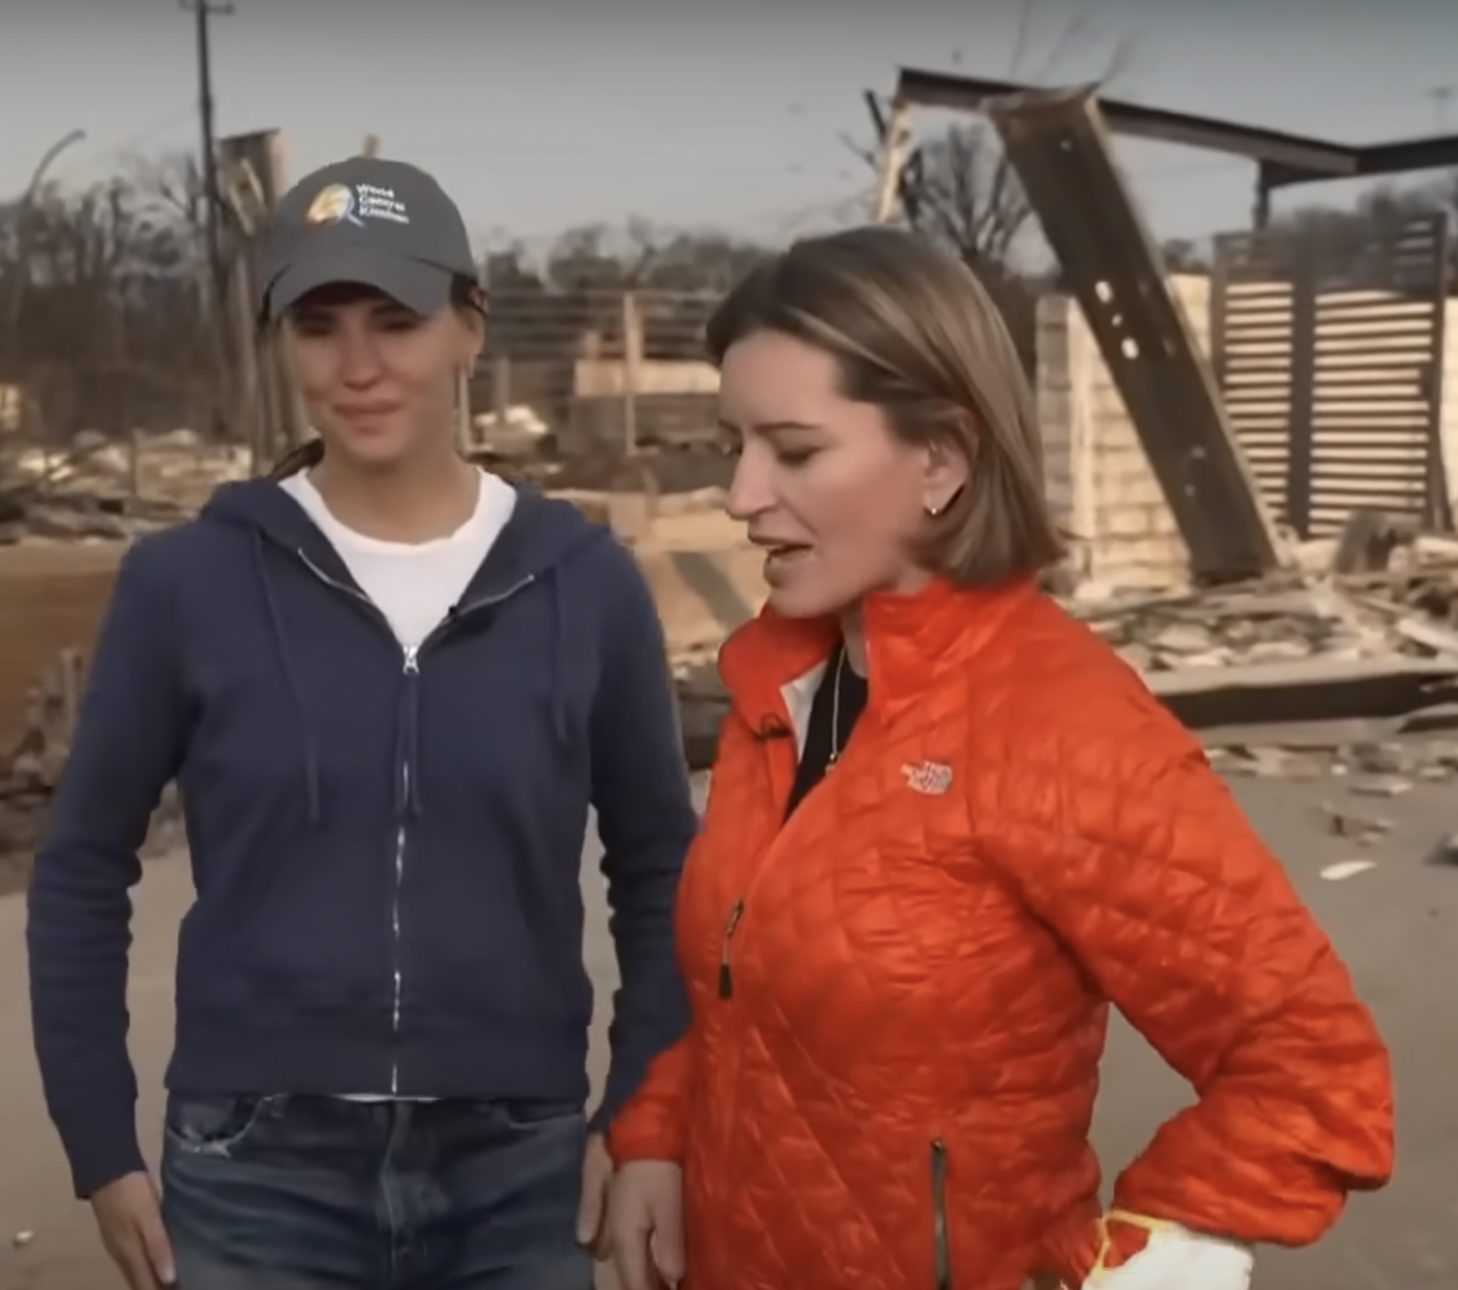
[{"left": 925, "top": 501, "right": 942, "bottom": 518}]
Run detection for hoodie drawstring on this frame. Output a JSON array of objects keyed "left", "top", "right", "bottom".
[
  {"left": 551, "top": 570, "right": 570, "bottom": 746},
  {"left": 253, "top": 533, "right": 324, "bottom": 825}
]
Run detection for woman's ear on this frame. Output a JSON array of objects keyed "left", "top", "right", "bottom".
[
  {"left": 457, "top": 308, "right": 486, "bottom": 367},
  {"left": 923, "top": 428, "right": 972, "bottom": 516}
]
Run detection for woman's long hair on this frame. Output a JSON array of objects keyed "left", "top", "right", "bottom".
[{"left": 268, "top": 436, "right": 325, "bottom": 479}]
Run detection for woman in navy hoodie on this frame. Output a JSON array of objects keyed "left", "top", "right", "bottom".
[{"left": 27, "top": 155, "right": 696, "bottom": 1290}]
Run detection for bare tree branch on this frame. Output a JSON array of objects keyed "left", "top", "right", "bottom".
[
  {"left": 848, "top": 0, "right": 1133, "bottom": 273},
  {"left": 127, "top": 151, "right": 207, "bottom": 232},
  {"left": 0, "top": 166, "right": 215, "bottom": 440},
  {"left": 1006, "top": 0, "right": 1039, "bottom": 78}
]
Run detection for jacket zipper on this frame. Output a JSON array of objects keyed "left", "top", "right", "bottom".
[
  {"left": 931, "top": 1138, "right": 953, "bottom": 1290},
  {"left": 293, "top": 548, "right": 534, "bottom": 1093},
  {"left": 717, "top": 898, "right": 745, "bottom": 998},
  {"left": 716, "top": 704, "right": 845, "bottom": 1004}
]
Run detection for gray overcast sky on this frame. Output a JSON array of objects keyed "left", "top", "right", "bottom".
[{"left": 3, "top": 0, "right": 1456, "bottom": 252}]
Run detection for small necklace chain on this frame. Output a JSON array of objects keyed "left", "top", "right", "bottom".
[{"left": 827, "top": 646, "right": 848, "bottom": 766}]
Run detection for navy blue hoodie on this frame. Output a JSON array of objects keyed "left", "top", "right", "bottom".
[{"left": 27, "top": 478, "right": 696, "bottom": 1197}]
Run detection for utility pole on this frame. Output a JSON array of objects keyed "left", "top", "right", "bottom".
[
  {"left": 1425, "top": 85, "right": 1455, "bottom": 132},
  {"left": 181, "top": 0, "right": 233, "bottom": 296},
  {"left": 181, "top": 0, "right": 233, "bottom": 442}
]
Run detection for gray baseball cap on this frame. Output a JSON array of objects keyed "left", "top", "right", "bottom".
[{"left": 260, "top": 156, "right": 477, "bottom": 321}]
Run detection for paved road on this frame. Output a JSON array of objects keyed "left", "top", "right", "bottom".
[{"left": 1, "top": 772, "right": 1455, "bottom": 1290}]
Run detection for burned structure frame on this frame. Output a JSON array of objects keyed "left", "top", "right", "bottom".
[
  {"left": 872, "top": 69, "right": 1458, "bottom": 575},
  {"left": 876, "top": 68, "right": 1458, "bottom": 227}
]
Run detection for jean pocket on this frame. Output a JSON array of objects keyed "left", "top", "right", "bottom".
[
  {"left": 495, "top": 1099, "right": 585, "bottom": 1134},
  {"left": 164, "top": 1093, "right": 282, "bottom": 1155}
]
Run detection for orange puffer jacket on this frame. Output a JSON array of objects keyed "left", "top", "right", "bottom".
[{"left": 610, "top": 577, "right": 1393, "bottom": 1290}]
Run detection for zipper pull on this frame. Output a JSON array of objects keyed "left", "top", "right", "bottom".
[
  {"left": 931, "top": 1139, "right": 952, "bottom": 1290},
  {"left": 402, "top": 646, "right": 420, "bottom": 675},
  {"left": 717, "top": 898, "right": 746, "bottom": 999}
]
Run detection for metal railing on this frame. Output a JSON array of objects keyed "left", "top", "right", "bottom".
[{"left": 471, "top": 285, "right": 720, "bottom": 460}]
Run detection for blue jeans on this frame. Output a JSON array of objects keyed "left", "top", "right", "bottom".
[{"left": 161, "top": 1094, "right": 594, "bottom": 1290}]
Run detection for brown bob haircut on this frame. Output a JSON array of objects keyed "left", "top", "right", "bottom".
[{"left": 705, "top": 225, "right": 1062, "bottom": 585}]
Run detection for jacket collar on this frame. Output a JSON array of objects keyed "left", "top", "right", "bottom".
[{"left": 719, "top": 575, "right": 1039, "bottom": 735}]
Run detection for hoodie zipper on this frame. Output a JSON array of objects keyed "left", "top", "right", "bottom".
[
  {"left": 293, "top": 549, "right": 534, "bottom": 1093},
  {"left": 931, "top": 1139, "right": 952, "bottom": 1290},
  {"left": 394, "top": 643, "right": 420, "bottom": 1089}
]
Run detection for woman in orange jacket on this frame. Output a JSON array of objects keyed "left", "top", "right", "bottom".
[{"left": 603, "top": 226, "right": 1394, "bottom": 1290}]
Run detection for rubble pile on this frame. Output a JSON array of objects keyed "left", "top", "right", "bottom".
[
  {"left": 1067, "top": 554, "right": 1458, "bottom": 788},
  {"left": 1, "top": 648, "right": 82, "bottom": 892},
  {"left": 5, "top": 441, "right": 1458, "bottom": 867},
  {"left": 0, "top": 429, "right": 249, "bottom": 544},
  {"left": 1077, "top": 576, "right": 1458, "bottom": 673},
  {"left": 676, "top": 547, "right": 1458, "bottom": 782},
  {"left": 0, "top": 648, "right": 182, "bottom": 894},
  {"left": 0, "top": 798, "right": 183, "bottom": 898},
  {"left": 1205, "top": 732, "right": 1458, "bottom": 792}
]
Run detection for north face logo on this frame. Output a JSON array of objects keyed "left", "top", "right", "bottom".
[{"left": 901, "top": 760, "right": 953, "bottom": 795}]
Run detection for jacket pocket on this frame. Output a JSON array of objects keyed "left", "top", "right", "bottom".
[{"left": 931, "top": 1138, "right": 953, "bottom": 1290}]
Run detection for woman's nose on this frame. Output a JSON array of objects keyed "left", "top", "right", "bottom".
[
  {"left": 337, "top": 330, "right": 384, "bottom": 387},
  {"left": 726, "top": 449, "right": 775, "bottom": 522}
]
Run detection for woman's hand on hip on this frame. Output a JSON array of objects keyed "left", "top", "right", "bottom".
[{"left": 608, "top": 1159, "right": 685, "bottom": 1290}]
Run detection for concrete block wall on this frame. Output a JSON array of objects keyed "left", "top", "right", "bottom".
[
  {"left": 1033, "top": 293, "right": 1088, "bottom": 561},
  {"left": 1036, "top": 275, "right": 1210, "bottom": 589}
]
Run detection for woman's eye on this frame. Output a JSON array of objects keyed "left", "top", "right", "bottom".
[{"left": 776, "top": 448, "right": 817, "bottom": 467}]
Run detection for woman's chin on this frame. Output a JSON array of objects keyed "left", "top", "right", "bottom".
[{"left": 764, "top": 582, "right": 839, "bottom": 619}]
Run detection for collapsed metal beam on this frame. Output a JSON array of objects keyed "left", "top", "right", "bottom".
[
  {"left": 986, "top": 88, "right": 1287, "bottom": 582},
  {"left": 895, "top": 67, "right": 1359, "bottom": 175},
  {"left": 893, "top": 65, "right": 1458, "bottom": 195}
]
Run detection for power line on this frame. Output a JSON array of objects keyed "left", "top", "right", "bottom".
[{"left": 180, "top": 0, "right": 233, "bottom": 296}]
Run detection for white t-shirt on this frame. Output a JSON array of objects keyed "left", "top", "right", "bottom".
[
  {"left": 279, "top": 468, "right": 517, "bottom": 651},
  {"left": 278, "top": 467, "right": 518, "bottom": 1099}
]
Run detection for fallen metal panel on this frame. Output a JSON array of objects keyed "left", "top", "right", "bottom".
[
  {"left": 1146, "top": 656, "right": 1458, "bottom": 729},
  {"left": 985, "top": 88, "right": 1286, "bottom": 584},
  {"left": 1401, "top": 703, "right": 1458, "bottom": 733},
  {"left": 668, "top": 550, "right": 758, "bottom": 634},
  {"left": 678, "top": 687, "right": 730, "bottom": 770},
  {"left": 1196, "top": 717, "right": 1404, "bottom": 749}
]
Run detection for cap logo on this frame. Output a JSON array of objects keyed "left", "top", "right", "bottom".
[
  {"left": 305, "top": 181, "right": 410, "bottom": 229},
  {"left": 306, "top": 183, "right": 361, "bottom": 227}
]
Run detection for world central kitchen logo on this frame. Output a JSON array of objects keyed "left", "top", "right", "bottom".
[{"left": 306, "top": 183, "right": 410, "bottom": 228}]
